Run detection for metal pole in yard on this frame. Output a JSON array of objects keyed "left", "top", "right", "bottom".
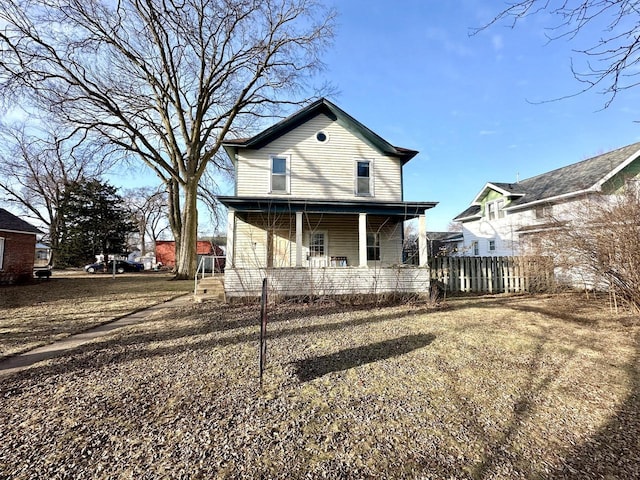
[{"left": 259, "top": 277, "right": 268, "bottom": 387}]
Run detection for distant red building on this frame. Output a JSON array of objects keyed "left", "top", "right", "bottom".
[{"left": 155, "top": 241, "right": 224, "bottom": 268}]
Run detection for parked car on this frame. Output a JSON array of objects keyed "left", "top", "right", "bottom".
[{"left": 84, "top": 260, "right": 144, "bottom": 274}]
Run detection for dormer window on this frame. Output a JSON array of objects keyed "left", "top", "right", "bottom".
[
  {"left": 270, "top": 155, "right": 289, "bottom": 193},
  {"left": 486, "top": 199, "right": 505, "bottom": 220},
  {"left": 356, "top": 160, "right": 373, "bottom": 196}
]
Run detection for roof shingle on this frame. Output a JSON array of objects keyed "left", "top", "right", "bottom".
[
  {"left": 0, "top": 208, "right": 42, "bottom": 234},
  {"left": 508, "top": 142, "right": 640, "bottom": 207},
  {"left": 456, "top": 142, "right": 640, "bottom": 220}
]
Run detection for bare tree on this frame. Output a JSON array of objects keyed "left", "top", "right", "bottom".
[
  {"left": 0, "top": 0, "right": 336, "bottom": 278},
  {"left": 197, "top": 153, "right": 235, "bottom": 236},
  {"left": 447, "top": 221, "right": 463, "bottom": 232},
  {"left": 0, "top": 122, "right": 116, "bottom": 265},
  {"left": 526, "top": 185, "right": 640, "bottom": 311},
  {"left": 124, "top": 185, "right": 170, "bottom": 256},
  {"left": 477, "top": 1, "right": 640, "bottom": 107}
]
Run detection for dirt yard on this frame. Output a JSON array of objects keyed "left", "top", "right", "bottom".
[
  {"left": 0, "top": 289, "right": 638, "bottom": 479},
  {"left": 0, "top": 272, "right": 192, "bottom": 359}
]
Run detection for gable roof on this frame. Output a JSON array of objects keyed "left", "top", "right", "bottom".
[
  {"left": 453, "top": 205, "right": 481, "bottom": 222},
  {"left": 427, "top": 231, "right": 463, "bottom": 242},
  {"left": 455, "top": 141, "right": 640, "bottom": 220},
  {"left": 0, "top": 208, "right": 42, "bottom": 234},
  {"left": 222, "top": 98, "right": 418, "bottom": 164}
]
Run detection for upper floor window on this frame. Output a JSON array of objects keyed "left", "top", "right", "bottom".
[
  {"left": 270, "top": 155, "right": 289, "bottom": 193},
  {"left": 535, "top": 204, "right": 552, "bottom": 219},
  {"left": 486, "top": 202, "right": 494, "bottom": 220},
  {"left": 486, "top": 199, "right": 505, "bottom": 220},
  {"left": 356, "top": 160, "right": 373, "bottom": 196},
  {"left": 488, "top": 239, "right": 496, "bottom": 251},
  {"left": 472, "top": 241, "right": 479, "bottom": 256},
  {"left": 0, "top": 237, "right": 4, "bottom": 270}
]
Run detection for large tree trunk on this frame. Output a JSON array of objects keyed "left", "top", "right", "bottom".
[
  {"left": 174, "top": 178, "right": 198, "bottom": 279},
  {"left": 166, "top": 178, "right": 182, "bottom": 273}
]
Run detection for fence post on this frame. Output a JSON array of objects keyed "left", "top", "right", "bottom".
[{"left": 259, "top": 277, "right": 268, "bottom": 387}]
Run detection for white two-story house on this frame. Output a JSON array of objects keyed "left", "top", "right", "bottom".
[
  {"left": 218, "top": 98, "right": 437, "bottom": 298},
  {"left": 453, "top": 141, "right": 640, "bottom": 257}
]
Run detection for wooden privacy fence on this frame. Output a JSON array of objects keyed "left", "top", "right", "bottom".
[{"left": 429, "top": 256, "right": 554, "bottom": 294}]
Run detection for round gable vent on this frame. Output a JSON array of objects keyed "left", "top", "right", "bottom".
[{"left": 316, "top": 131, "right": 328, "bottom": 143}]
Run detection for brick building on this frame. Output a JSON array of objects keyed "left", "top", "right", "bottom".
[
  {"left": 0, "top": 208, "right": 42, "bottom": 284},
  {"left": 155, "top": 240, "right": 224, "bottom": 269}
]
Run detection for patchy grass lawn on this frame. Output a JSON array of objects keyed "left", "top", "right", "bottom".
[
  {"left": 0, "top": 294, "right": 639, "bottom": 479},
  {"left": 0, "top": 273, "right": 192, "bottom": 359}
]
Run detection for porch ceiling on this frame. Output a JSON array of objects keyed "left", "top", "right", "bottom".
[{"left": 217, "top": 196, "right": 437, "bottom": 219}]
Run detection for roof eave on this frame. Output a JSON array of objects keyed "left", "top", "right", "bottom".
[
  {"left": 504, "top": 187, "right": 597, "bottom": 212},
  {"left": 0, "top": 228, "right": 41, "bottom": 235},
  {"left": 471, "top": 182, "right": 520, "bottom": 204},
  {"left": 221, "top": 98, "right": 418, "bottom": 163},
  {"left": 593, "top": 146, "right": 640, "bottom": 190},
  {"left": 217, "top": 196, "right": 437, "bottom": 217},
  {"left": 454, "top": 213, "right": 481, "bottom": 222}
]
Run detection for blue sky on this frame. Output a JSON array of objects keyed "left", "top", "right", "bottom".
[
  {"left": 85, "top": 0, "right": 640, "bottom": 233},
  {"left": 316, "top": 0, "right": 640, "bottom": 230}
]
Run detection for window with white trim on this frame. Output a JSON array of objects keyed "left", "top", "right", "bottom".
[
  {"left": 309, "top": 232, "right": 326, "bottom": 257},
  {"left": 270, "top": 156, "right": 289, "bottom": 193},
  {"left": 367, "top": 232, "right": 380, "bottom": 261},
  {"left": 356, "top": 160, "right": 372, "bottom": 196},
  {"left": 489, "top": 239, "right": 496, "bottom": 251},
  {"left": 472, "top": 241, "right": 479, "bottom": 256},
  {"left": 535, "top": 204, "right": 552, "bottom": 219},
  {"left": 486, "top": 199, "right": 505, "bottom": 220},
  {"left": 0, "top": 237, "right": 4, "bottom": 270}
]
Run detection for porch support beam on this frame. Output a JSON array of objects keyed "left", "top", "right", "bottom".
[
  {"left": 227, "top": 209, "right": 236, "bottom": 268},
  {"left": 295, "top": 211, "right": 303, "bottom": 267},
  {"left": 359, "top": 212, "right": 367, "bottom": 267},
  {"left": 418, "top": 213, "right": 427, "bottom": 267}
]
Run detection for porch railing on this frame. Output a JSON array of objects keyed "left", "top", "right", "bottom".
[{"left": 194, "top": 255, "right": 226, "bottom": 295}]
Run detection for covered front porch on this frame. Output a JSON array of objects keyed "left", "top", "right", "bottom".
[{"left": 218, "top": 197, "right": 436, "bottom": 297}]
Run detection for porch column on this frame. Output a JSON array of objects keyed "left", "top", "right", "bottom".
[
  {"left": 359, "top": 212, "right": 367, "bottom": 267},
  {"left": 418, "top": 213, "right": 428, "bottom": 267},
  {"left": 295, "top": 211, "right": 303, "bottom": 267},
  {"left": 227, "top": 209, "right": 235, "bottom": 268}
]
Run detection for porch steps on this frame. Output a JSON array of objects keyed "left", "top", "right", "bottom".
[{"left": 194, "top": 276, "right": 226, "bottom": 303}]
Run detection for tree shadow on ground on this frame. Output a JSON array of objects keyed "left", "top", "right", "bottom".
[
  {"left": 544, "top": 331, "right": 640, "bottom": 479},
  {"left": 442, "top": 293, "right": 636, "bottom": 327},
  {"left": 294, "top": 333, "right": 436, "bottom": 382},
  {"left": 0, "top": 305, "right": 436, "bottom": 381}
]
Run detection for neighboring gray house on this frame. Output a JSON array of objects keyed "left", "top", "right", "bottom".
[
  {"left": 218, "top": 98, "right": 437, "bottom": 297},
  {"left": 454, "top": 142, "right": 640, "bottom": 256}
]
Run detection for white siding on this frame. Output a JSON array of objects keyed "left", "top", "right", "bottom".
[
  {"left": 225, "top": 266, "right": 430, "bottom": 297},
  {"left": 236, "top": 114, "right": 403, "bottom": 201},
  {"left": 232, "top": 213, "right": 404, "bottom": 269},
  {"left": 459, "top": 196, "right": 591, "bottom": 257}
]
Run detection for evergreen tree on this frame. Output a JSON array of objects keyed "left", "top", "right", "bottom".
[{"left": 57, "top": 179, "right": 137, "bottom": 267}]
